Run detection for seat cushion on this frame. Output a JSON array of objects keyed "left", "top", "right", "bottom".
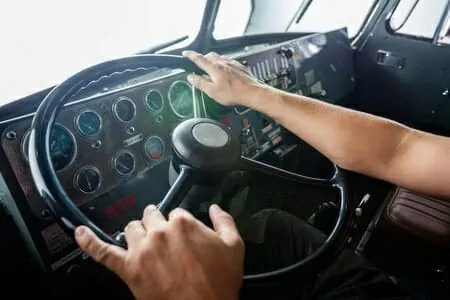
[{"left": 384, "top": 188, "right": 450, "bottom": 247}]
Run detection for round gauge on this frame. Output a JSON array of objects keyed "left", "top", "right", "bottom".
[
  {"left": 168, "top": 81, "right": 194, "bottom": 118},
  {"left": 144, "top": 136, "right": 164, "bottom": 161},
  {"left": 145, "top": 90, "right": 164, "bottom": 112},
  {"left": 50, "top": 124, "right": 77, "bottom": 171},
  {"left": 74, "top": 166, "right": 101, "bottom": 194},
  {"left": 112, "top": 151, "right": 135, "bottom": 176},
  {"left": 22, "top": 125, "right": 76, "bottom": 171},
  {"left": 76, "top": 110, "right": 102, "bottom": 136},
  {"left": 113, "top": 97, "right": 136, "bottom": 122},
  {"left": 202, "top": 92, "right": 231, "bottom": 119}
]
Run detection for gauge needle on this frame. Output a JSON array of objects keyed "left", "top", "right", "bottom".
[
  {"left": 86, "top": 174, "right": 92, "bottom": 191},
  {"left": 82, "top": 173, "right": 92, "bottom": 191},
  {"left": 118, "top": 161, "right": 129, "bottom": 171}
]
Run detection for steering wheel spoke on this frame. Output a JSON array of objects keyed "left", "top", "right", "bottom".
[{"left": 157, "top": 165, "right": 196, "bottom": 216}]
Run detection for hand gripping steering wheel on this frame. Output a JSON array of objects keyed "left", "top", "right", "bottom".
[{"left": 28, "top": 55, "right": 353, "bottom": 282}]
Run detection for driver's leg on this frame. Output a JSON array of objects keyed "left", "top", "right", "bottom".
[
  {"left": 238, "top": 209, "right": 413, "bottom": 300},
  {"left": 239, "top": 209, "right": 326, "bottom": 274}
]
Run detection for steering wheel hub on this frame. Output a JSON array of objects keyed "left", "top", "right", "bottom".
[{"left": 171, "top": 118, "right": 240, "bottom": 172}]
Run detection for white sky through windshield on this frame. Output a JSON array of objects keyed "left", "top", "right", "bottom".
[{"left": 0, "top": 0, "right": 208, "bottom": 104}]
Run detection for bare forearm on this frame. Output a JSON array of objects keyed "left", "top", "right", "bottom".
[{"left": 245, "top": 86, "right": 412, "bottom": 179}]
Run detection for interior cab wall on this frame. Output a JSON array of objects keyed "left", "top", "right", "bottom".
[{"left": 352, "top": 2, "right": 450, "bottom": 135}]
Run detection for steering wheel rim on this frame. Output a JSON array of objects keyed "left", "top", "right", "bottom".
[{"left": 28, "top": 54, "right": 353, "bottom": 283}]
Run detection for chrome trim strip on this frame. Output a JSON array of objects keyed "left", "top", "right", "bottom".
[{"left": 0, "top": 69, "right": 185, "bottom": 126}]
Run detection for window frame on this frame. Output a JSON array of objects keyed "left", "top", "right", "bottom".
[
  {"left": 286, "top": 0, "right": 381, "bottom": 40},
  {"left": 385, "top": 0, "right": 450, "bottom": 44},
  {"left": 435, "top": 6, "right": 450, "bottom": 44}
]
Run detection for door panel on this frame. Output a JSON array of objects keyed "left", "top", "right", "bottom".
[{"left": 352, "top": 2, "right": 450, "bottom": 134}]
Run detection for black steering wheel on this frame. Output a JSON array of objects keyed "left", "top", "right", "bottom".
[{"left": 28, "top": 54, "right": 352, "bottom": 283}]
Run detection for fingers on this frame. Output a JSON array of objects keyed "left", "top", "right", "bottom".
[
  {"left": 187, "top": 74, "right": 213, "bottom": 94},
  {"left": 182, "top": 50, "right": 217, "bottom": 75},
  {"left": 209, "top": 204, "right": 243, "bottom": 249},
  {"left": 168, "top": 207, "right": 195, "bottom": 222},
  {"left": 75, "top": 226, "right": 126, "bottom": 274},
  {"left": 125, "top": 220, "right": 146, "bottom": 248},
  {"left": 142, "top": 204, "right": 166, "bottom": 230}
]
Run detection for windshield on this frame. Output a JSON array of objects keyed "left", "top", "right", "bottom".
[
  {"left": 1, "top": 0, "right": 207, "bottom": 104},
  {"left": 215, "top": 0, "right": 376, "bottom": 39}
]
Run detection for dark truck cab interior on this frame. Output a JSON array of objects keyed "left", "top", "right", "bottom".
[{"left": 1, "top": 0, "right": 450, "bottom": 299}]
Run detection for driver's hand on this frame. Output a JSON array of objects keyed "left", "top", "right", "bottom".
[
  {"left": 74, "top": 204, "right": 244, "bottom": 300},
  {"left": 182, "top": 50, "right": 264, "bottom": 106}
]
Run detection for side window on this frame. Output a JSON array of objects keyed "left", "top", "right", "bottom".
[
  {"left": 213, "top": 0, "right": 252, "bottom": 39},
  {"left": 389, "top": 0, "right": 449, "bottom": 39},
  {"left": 288, "top": 0, "right": 376, "bottom": 38}
]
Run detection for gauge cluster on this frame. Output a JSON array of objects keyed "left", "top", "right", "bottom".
[
  {"left": 0, "top": 71, "right": 200, "bottom": 218},
  {"left": 1, "top": 30, "right": 354, "bottom": 220}
]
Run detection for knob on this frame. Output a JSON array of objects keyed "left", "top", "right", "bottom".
[{"left": 279, "top": 47, "right": 293, "bottom": 59}]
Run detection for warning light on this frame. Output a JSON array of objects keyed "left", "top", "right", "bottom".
[{"left": 104, "top": 194, "right": 136, "bottom": 219}]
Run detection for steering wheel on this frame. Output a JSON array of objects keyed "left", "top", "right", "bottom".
[{"left": 28, "top": 54, "right": 352, "bottom": 282}]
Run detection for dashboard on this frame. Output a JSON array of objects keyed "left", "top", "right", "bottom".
[{"left": 0, "top": 29, "right": 354, "bottom": 276}]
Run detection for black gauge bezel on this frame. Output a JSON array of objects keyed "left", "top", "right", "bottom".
[
  {"left": 144, "top": 89, "right": 165, "bottom": 113},
  {"left": 73, "top": 166, "right": 102, "bottom": 194},
  {"left": 112, "top": 150, "right": 136, "bottom": 176},
  {"left": 75, "top": 109, "right": 103, "bottom": 137},
  {"left": 168, "top": 80, "right": 194, "bottom": 119},
  {"left": 112, "top": 96, "right": 136, "bottom": 123}
]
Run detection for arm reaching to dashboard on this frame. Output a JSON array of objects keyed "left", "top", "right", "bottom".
[
  {"left": 75, "top": 204, "right": 244, "bottom": 300},
  {"left": 183, "top": 50, "right": 450, "bottom": 198}
]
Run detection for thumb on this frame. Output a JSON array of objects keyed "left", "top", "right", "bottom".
[
  {"left": 209, "top": 204, "right": 243, "bottom": 248},
  {"left": 75, "top": 226, "right": 126, "bottom": 275}
]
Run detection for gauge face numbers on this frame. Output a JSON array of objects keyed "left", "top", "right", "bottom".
[
  {"left": 168, "top": 81, "right": 194, "bottom": 118},
  {"left": 21, "top": 125, "right": 76, "bottom": 171},
  {"left": 113, "top": 151, "right": 135, "bottom": 176},
  {"left": 74, "top": 166, "right": 101, "bottom": 194},
  {"left": 144, "top": 136, "right": 164, "bottom": 161},
  {"left": 113, "top": 97, "right": 136, "bottom": 122},
  {"left": 76, "top": 110, "right": 102, "bottom": 136},
  {"left": 145, "top": 90, "right": 164, "bottom": 113}
]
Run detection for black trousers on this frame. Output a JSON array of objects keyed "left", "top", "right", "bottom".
[{"left": 238, "top": 209, "right": 414, "bottom": 300}]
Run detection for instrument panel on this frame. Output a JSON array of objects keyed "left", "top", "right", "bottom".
[
  {"left": 0, "top": 29, "right": 355, "bottom": 274},
  {"left": 1, "top": 71, "right": 202, "bottom": 216}
]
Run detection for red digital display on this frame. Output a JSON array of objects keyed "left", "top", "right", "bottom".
[{"left": 104, "top": 194, "right": 136, "bottom": 219}]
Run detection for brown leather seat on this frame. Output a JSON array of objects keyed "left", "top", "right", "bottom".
[
  {"left": 383, "top": 188, "right": 450, "bottom": 247},
  {"left": 369, "top": 188, "right": 450, "bottom": 277}
]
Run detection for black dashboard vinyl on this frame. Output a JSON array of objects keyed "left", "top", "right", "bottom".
[{"left": 0, "top": 29, "right": 354, "bottom": 275}]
